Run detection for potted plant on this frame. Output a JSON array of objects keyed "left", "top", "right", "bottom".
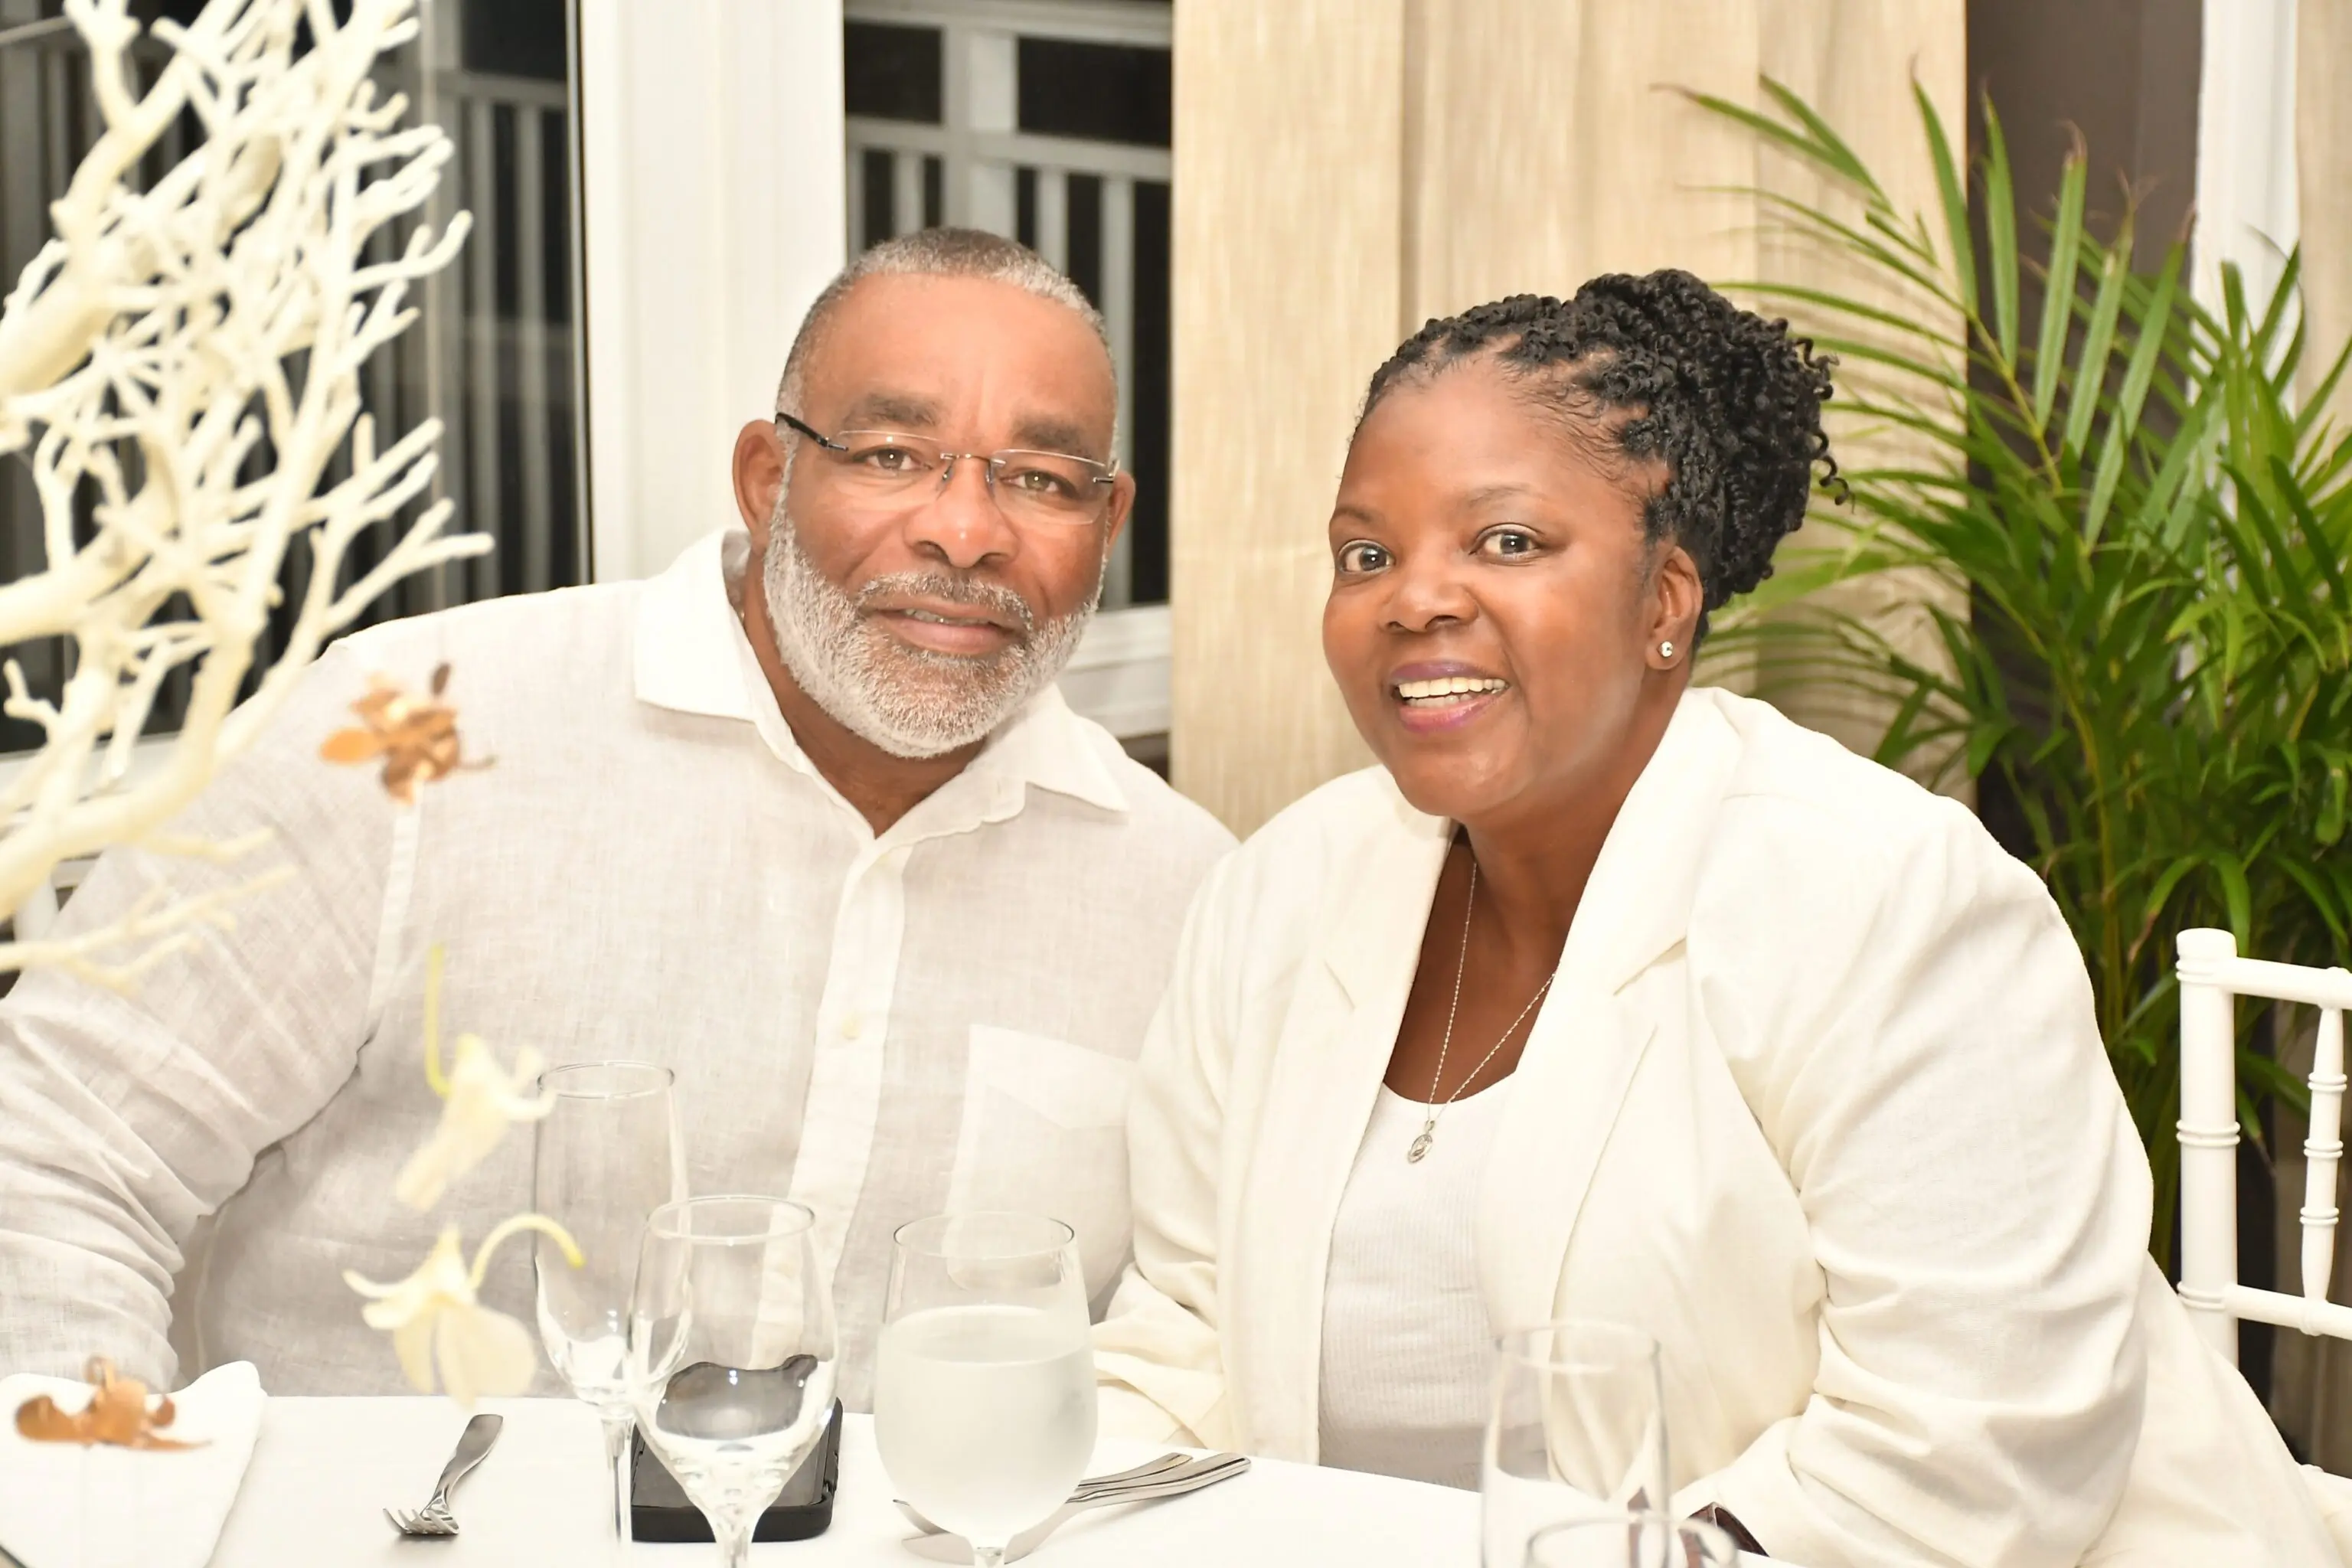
[{"left": 1693, "top": 81, "right": 2352, "bottom": 1250}]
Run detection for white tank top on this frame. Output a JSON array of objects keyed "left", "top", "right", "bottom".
[{"left": 1317, "top": 1080, "right": 1511, "bottom": 1490}]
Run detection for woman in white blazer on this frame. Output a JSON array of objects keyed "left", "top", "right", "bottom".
[{"left": 1093, "top": 273, "right": 2336, "bottom": 1566}]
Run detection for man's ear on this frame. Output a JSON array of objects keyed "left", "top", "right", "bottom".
[
  {"left": 1645, "top": 541, "right": 1704, "bottom": 668},
  {"left": 733, "top": 419, "right": 786, "bottom": 548},
  {"left": 1103, "top": 470, "right": 1137, "bottom": 552}
]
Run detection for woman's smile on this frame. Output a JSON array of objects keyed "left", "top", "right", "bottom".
[{"left": 1388, "top": 662, "right": 1513, "bottom": 733}]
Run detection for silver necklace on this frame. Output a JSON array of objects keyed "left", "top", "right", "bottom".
[{"left": 1407, "top": 858, "right": 1555, "bottom": 1163}]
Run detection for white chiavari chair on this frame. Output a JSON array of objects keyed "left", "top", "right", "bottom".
[
  {"left": 2179, "top": 928, "right": 2352, "bottom": 1358},
  {"left": 2177, "top": 926, "right": 2352, "bottom": 1548}
]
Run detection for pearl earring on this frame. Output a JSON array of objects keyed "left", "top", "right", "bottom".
[{"left": 1659, "top": 639, "right": 1675, "bottom": 661}]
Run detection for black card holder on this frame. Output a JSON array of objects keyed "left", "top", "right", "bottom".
[{"left": 629, "top": 1400, "right": 842, "bottom": 1544}]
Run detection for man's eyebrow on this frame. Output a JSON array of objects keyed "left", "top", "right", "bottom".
[
  {"left": 1010, "top": 416, "right": 1102, "bottom": 459},
  {"left": 838, "top": 391, "right": 944, "bottom": 430}
]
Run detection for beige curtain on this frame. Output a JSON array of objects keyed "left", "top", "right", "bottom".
[
  {"left": 2298, "top": 0, "right": 2352, "bottom": 426},
  {"left": 2266, "top": 0, "right": 2352, "bottom": 1469},
  {"left": 1171, "top": 1, "right": 1965, "bottom": 835}
]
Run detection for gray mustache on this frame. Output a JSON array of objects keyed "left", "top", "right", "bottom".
[{"left": 855, "top": 573, "right": 1036, "bottom": 639}]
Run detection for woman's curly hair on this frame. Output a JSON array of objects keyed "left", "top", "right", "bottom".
[{"left": 1359, "top": 270, "right": 1841, "bottom": 638}]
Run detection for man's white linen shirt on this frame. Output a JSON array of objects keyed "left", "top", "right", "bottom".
[{"left": 0, "top": 529, "right": 1234, "bottom": 1404}]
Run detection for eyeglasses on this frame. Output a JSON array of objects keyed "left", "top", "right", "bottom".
[{"left": 776, "top": 413, "right": 1116, "bottom": 527}]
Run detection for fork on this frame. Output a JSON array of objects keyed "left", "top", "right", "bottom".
[
  {"left": 897, "top": 1451, "right": 1252, "bottom": 1559},
  {"left": 384, "top": 1412, "right": 504, "bottom": 1537}
]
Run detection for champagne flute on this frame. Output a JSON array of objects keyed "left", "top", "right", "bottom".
[
  {"left": 874, "top": 1212, "right": 1096, "bottom": 1568},
  {"left": 1482, "top": 1320, "right": 1670, "bottom": 1568},
  {"left": 1523, "top": 1514, "right": 1738, "bottom": 1568},
  {"left": 629, "top": 1195, "right": 839, "bottom": 1568},
  {"left": 531, "top": 1060, "right": 687, "bottom": 1547}
]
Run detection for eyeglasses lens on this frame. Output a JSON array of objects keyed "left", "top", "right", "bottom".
[{"left": 820, "top": 431, "right": 1106, "bottom": 524}]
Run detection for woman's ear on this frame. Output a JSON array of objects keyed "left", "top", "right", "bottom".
[{"left": 1645, "top": 541, "right": 1704, "bottom": 669}]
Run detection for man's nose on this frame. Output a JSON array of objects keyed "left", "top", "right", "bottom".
[{"left": 903, "top": 456, "right": 1019, "bottom": 570}]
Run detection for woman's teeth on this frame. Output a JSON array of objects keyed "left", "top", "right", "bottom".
[{"left": 1395, "top": 675, "right": 1508, "bottom": 707}]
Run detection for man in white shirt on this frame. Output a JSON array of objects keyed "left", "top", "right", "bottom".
[{"left": 0, "top": 229, "right": 1233, "bottom": 1406}]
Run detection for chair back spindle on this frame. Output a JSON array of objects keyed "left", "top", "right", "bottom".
[
  {"left": 2176, "top": 927, "right": 2352, "bottom": 1365},
  {"left": 2306, "top": 1006, "right": 2347, "bottom": 1317}
]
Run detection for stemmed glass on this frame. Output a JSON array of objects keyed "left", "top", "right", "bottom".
[
  {"left": 629, "top": 1196, "right": 840, "bottom": 1568},
  {"left": 1482, "top": 1320, "right": 1670, "bottom": 1568},
  {"left": 873, "top": 1212, "right": 1096, "bottom": 1568},
  {"left": 1523, "top": 1514, "right": 1738, "bottom": 1568},
  {"left": 531, "top": 1060, "right": 688, "bottom": 1547}
]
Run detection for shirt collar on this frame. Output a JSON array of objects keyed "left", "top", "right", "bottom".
[
  {"left": 632, "top": 528, "right": 752, "bottom": 721},
  {"left": 632, "top": 528, "right": 1130, "bottom": 818}
]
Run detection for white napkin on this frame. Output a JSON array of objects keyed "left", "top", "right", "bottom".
[{"left": 0, "top": 1361, "right": 265, "bottom": 1568}]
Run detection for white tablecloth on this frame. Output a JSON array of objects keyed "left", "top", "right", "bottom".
[{"left": 209, "top": 1397, "right": 1484, "bottom": 1565}]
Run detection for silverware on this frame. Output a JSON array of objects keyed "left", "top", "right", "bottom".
[
  {"left": 384, "top": 1411, "right": 503, "bottom": 1538},
  {"left": 1070, "top": 1452, "right": 1194, "bottom": 1493},
  {"left": 893, "top": 1449, "right": 1189, "bottom": 1537},
  {"left": 897, "top": 1451, "right": 1252, "bottom": 1561}
]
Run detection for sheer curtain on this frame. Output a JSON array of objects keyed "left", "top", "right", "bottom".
[
  {"left": 1168, "top": 1, "right": 1965, "bottom": 835},
  {"left": 577, "top": 0, "right": 845, "bottom": 583}
]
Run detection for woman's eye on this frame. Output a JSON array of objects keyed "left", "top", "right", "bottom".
[
  {"left": 1478, "top": 528, "right": 1538, "bottom": 559},
  {"left": 1336, "top": 541, "right": 1390, "bottom": 574}
]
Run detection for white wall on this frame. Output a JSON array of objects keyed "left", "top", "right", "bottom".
[{"left": 578, "top": 0, "right": 848, "bottom": 582}]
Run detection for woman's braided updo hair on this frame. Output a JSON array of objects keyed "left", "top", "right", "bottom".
[{"left": 1359, "top": 270, "right": 1840, "bottom": 637}]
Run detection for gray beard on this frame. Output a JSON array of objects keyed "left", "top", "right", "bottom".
[{"left": 760, "top": 498, "right": 1102, "bottom": 760}]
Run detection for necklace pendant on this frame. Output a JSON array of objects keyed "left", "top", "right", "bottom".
[{"left": 1407, "top": 1122, "right": 1435, "bottom": 1163}]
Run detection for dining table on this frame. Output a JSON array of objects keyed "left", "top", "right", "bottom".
[{"left": 208, "top": 1395, "right": 1490, "bottom": 1565}]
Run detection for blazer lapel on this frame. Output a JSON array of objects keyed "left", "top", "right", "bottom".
[
  {"left": 1480, "top": 693, "right": 1745, "bottom": 1331},
  {"left": 1230, "top": 782, "right": 1452, "bottom": 1459},
  {"left": 1481, "top": 986, "right": 1658, "bottom": 1332}
]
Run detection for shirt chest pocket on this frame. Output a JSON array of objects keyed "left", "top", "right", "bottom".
[{"left": 946, "top": 1025, "right": 1136, "bottom": 1312}]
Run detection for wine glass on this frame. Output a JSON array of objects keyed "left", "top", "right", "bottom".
[
  {"left": 1482, "top": 1320, "right": 1670, "bottom": 1568},
  {"left": 1523, "top": 1514, "right": 1739, "bottom": 1568},
  {"left": 531, "top": 1060, "right": 687, "bottom": 1547},
  {"left": 628, "top": 1196, "right": 839, "bottom": 1568},
  {"left": 873, "top": 1212, "right": 1096, "bottom": 1568}
]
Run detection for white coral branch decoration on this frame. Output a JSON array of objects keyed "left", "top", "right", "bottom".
[{"left": 0, "top": 0, "right": 488, "bottom": 974}]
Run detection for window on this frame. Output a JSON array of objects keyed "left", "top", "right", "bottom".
[
  {"left": 841, "top": 0, "right": 1173, "bottom": 612},
  {"left": 0, "top": 0, "right": 587, "bottom": 753}
]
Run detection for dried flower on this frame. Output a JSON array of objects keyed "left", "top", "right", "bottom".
[
  {"left": 393, "top": 945, "right": 555, "bottom": 1210},
  {"left": 319, "top": 662, "right": 492, "bottom": 803},
  {"left": 344, "top": 1217, "right": 583, "bottom": 1408},
  {"left": 14, "top": 1357, "right": 204, "bottom": 1449}
]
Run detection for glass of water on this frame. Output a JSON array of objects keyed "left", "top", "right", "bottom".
[
  {"left": 628, "top": 1196, "right": 839, "bottom": 1568},
  {"left": 1483, "top": 1321, "right": 1670, "bottom": 1568},
  {"left": 531, "top": 1060, "right": 687, "bottom": 1547},
  {"left": 874, "top": 1211, "right": 1096, "bottom": 1568},
  {"left": 1523, "top": 1514, "right": 1738, "bottom": 1568}
]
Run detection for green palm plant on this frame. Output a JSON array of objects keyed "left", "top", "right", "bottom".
[{"left": 1690, "top": 81, "right": 2352, "bottom": 1253}]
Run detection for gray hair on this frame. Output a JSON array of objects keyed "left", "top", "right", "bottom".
[{"left": 774, "top": 228, "right": 1111, "bottom": 417}]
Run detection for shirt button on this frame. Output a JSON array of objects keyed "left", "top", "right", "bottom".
[{"left": 839, "top": 1013, "right": 864, "bottom": 1040}]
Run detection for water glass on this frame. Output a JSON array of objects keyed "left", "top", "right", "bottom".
[
  {"left": 629, "top": 1196, "right": 839, "bottom": 1568},
  {"left": 1483, "top": 1320, "right": 1670, "bottom": 1568},
  {"left": 1523, "top": 1513, "right": 1739, "bottom": 1568},
  {"left": 874, "top": 1212, "right": 1096, "bottom": 1568},
  {"left": 532, "top": 1060, "right": 687, "bottom": 1547}
]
